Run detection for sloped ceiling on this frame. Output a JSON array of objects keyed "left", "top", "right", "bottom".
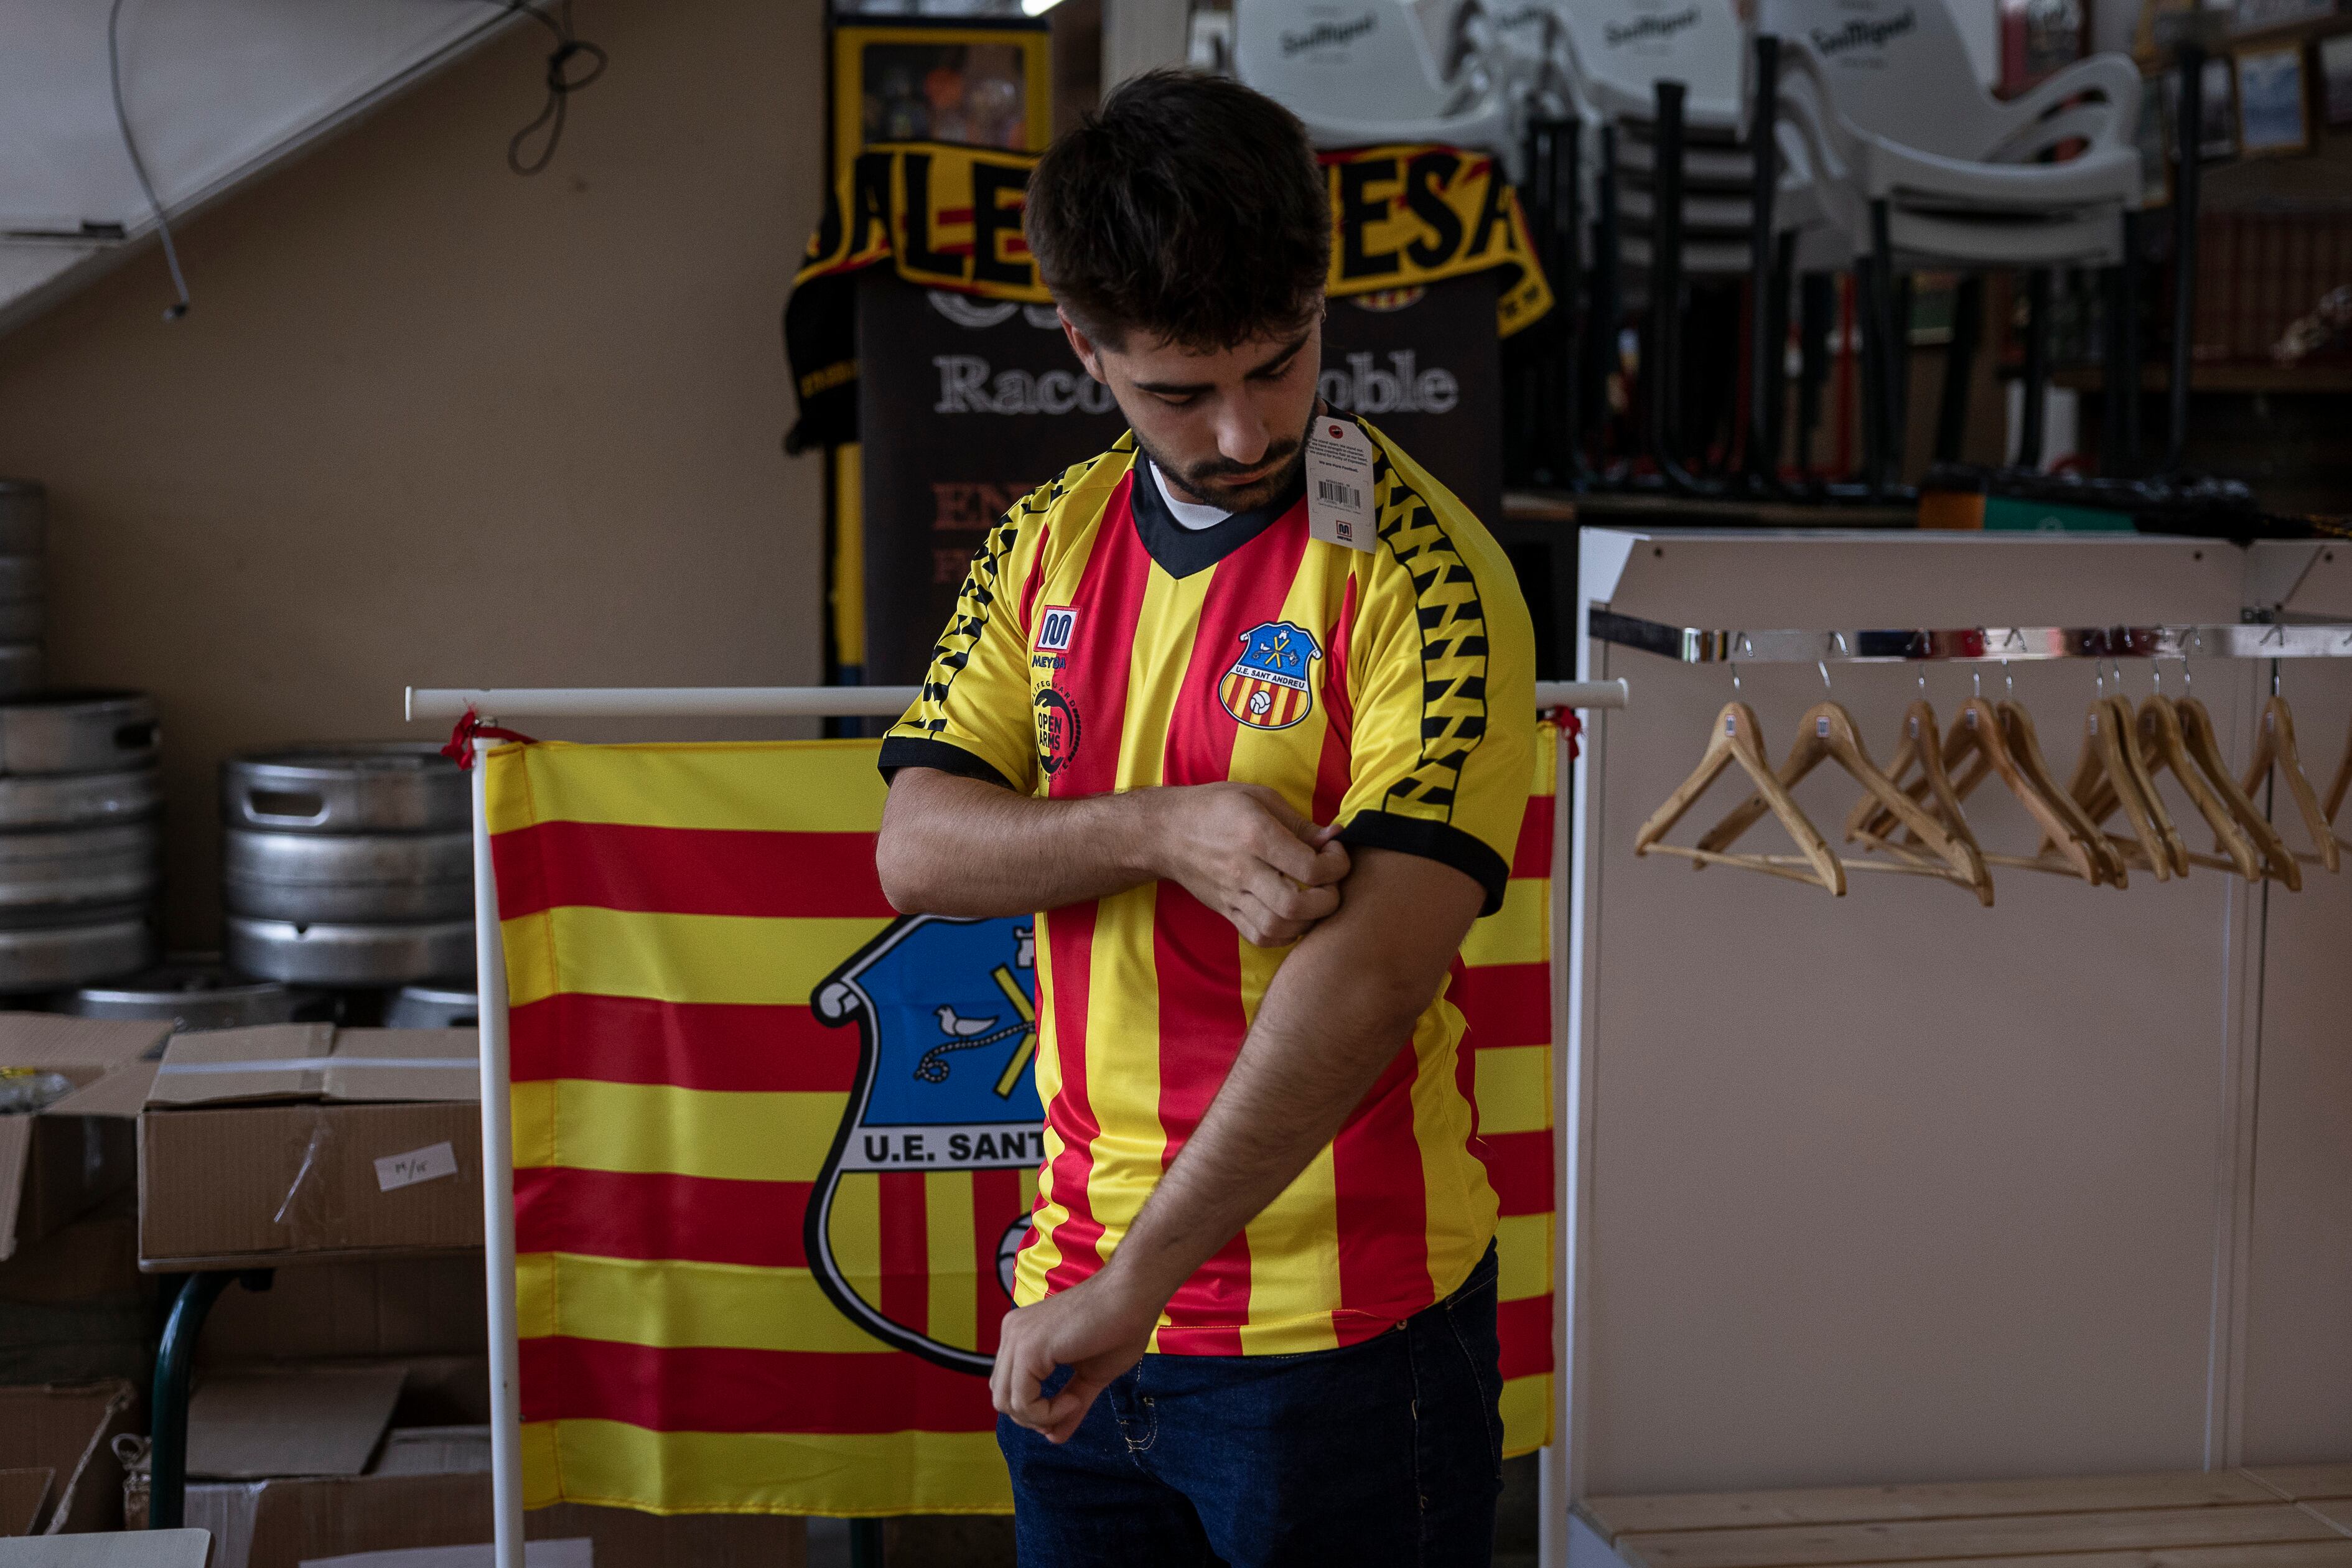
[{"left": 0, "top": 0, "right": 525, "bottom": 334}]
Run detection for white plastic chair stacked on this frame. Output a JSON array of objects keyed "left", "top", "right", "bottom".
[
  {"left": 1762, "top": 0, "right": 2144, "bottom": 269},
  {"left": 1232, "top": 0, "right": 1523, "bottom": 178},
  {"left": 1548, "top": 0, "right": 1757, "bottom": 285},
  {"left": 1758, "top": 0, "right": 2144, "bottom": 475}
]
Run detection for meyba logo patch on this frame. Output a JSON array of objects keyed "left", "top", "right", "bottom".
[
  {"left": 808, "top": 915, "right": 1046, "bottom": 1372},
  {"left": 1035, "top": 605, "right": 1078, "bottom": 653},
  {"left": 1220, "top": 620, "right": 1324, "bottom": 730}
]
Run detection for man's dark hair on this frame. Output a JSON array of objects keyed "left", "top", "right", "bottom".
[{"left": 1024, "top": 70, "right": 1330, "bottom": 352}]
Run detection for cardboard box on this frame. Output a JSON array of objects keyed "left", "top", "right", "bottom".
[
  {"left": 156, "top": 1387, "right": 802, "bottom": 1567},
  {"left": 0, "top": 1467, "right": 55, "bottom": 1536},
  {"left": 304, "top": 1544, "right": 589, "bottom": 1568},
  {"left": 196, "top": 1258, "right": 484, "bottom": 1369},
  {"left": 0, "top": 1017, "right": 171, "bottom": 1262},
  {"left": 188, "top": 1369, "right": 408, "bottom": 1482},
  {"left": 0, "top": 1195, "right": 155, "bottom": 1389},
  {"left": 139, "top": 1029, "right": 480, "bottom": 1270},
  {"left": 0, "top": 1382, "right": 138, "bottom": 1536},
  {"left": 0, "top": 1197, "right": 144, "bottom": 1309},
  {"left": 173, "top": 1442, "right": 805, "bottom": 1568},
  {"left": 0, "top": 1529, "right": 212, "bottom": 1566}
]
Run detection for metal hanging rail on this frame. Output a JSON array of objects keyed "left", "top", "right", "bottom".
[{"left": 1590, "top": 609, "right": 2352, "bottom": 665}]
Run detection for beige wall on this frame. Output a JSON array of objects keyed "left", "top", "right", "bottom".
[{"left": 0, "top": 0, "right": 828, "bottom": 950}]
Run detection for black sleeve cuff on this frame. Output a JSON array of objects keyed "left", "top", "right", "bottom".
[
  {"left": 877, "top": 736, "right": 1019, "bottom": 793},
  {"left": 1338, "top": 811, "right": 1513, "bottom": 916}
]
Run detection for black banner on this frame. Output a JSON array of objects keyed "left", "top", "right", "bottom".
[
  {"left": 1318, "top": 274, "right": 1502, "bottom": 530},
  {"left": 856, "top": 271, "right": 1504, "bottom": 684}
]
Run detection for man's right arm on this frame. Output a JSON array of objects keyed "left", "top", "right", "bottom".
[{"left": 876, "top": 769, "right": 1350, "bottom": 948}]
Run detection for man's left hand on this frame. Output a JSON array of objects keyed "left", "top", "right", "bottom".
[{"left": 990, "top": 1267, "right": 1164, "bottom": 1445}]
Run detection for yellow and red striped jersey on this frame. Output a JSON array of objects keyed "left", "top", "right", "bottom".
[{"left": 880, "top": 414, "right": 1538, "bottom": 1356}]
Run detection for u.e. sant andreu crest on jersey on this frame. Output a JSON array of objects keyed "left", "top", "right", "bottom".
[
  {"left": 808, "top": 913, "right": 1045, "bottom": 1373},
  {"left": 1219, "top": 619, "right": 1323, "bottom": 730}
]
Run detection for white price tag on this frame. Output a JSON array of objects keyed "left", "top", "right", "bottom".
[
  {"left": 375, "top": 1141, "right": 460, "bottom": 1193},
  {"left": 1304, "top": 416, "right": 1375, "bottom": 552}
]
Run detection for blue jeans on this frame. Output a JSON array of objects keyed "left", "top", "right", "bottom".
[{"left": 999, "top": 1245, "right": 1504, "bottom": 1567}]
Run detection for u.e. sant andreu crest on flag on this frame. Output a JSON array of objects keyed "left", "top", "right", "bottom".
[
  {"left": 1220, "top": 619, "right": 1323, "bottom": 730},
  {"left": 808, "top": 913, "right": 1045, "bottom": 1373}
]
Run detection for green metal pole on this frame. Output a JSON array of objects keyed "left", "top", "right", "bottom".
[{"left": 149, "top": 1272, "right": 235, "bottom": 1529}]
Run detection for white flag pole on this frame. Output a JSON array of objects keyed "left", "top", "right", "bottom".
[
  {"left": 471, "top": 734, "right": 525, "bottom": 1568},
  {"left": 409, "top": 680, "right": 1625, "bottom": 721}
]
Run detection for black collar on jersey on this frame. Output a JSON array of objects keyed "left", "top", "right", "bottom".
[{"left": 1127, "top": 452, "right": 1307, "bottom": 580}]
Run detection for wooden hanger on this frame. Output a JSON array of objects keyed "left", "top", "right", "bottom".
[
  {"left": 2051, "top": 694, "right": 2183, "bottom": 880},
  {"left": 1694, "top": 700, "right": 1990, "bottom": 902},
  {"left": 2176, "top": 694, "right": 2301, "bottom": 890},
  {"left": 1997, "top": 699, "right": 2129, "bottom": 886},
  {"left": 1928, "top": 695, "right": 2105, "bottom": 884},
  {"left": 2137, "top": 694, "right": 2263, "bottom": 881},
  {"left": 1634, "top": 701, "right": 1845, "bottom": 893},
  {"left": 2323, "top": 717, "right": 2352, "bottom": 829},
  {"left": 2110, "top": 694, "right": 2191, "bottom": 877},
  {"left": 2240, "top": 693, "right": 2340, "bottom": 873},
  {"left": 1839, "top": 700, "right": 1995, "bottom": 904}
]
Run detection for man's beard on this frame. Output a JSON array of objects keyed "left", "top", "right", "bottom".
[{"left": 1132, "top": 404, "right": 1317, "bottom": 516}]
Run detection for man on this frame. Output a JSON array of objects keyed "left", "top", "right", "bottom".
[{"left": 874, "top": 69, "right": 1536, "bottom": 1566}]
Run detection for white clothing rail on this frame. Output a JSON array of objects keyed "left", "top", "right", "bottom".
[
  {"left": 409, "top": 679, "right": 1629, "bottom": 721},
  {"left": 432, "top": 680, "right": 1622, "bottom": 1568}
]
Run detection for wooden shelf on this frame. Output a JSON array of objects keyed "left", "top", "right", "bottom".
[
  {"left": 1502, "top": 490, "right": 1917, "bottom": 528},
  {"left": 2055, "top": 363, "right": 2352, "bottom": 393},
  {"left": 2139, "top": 11, "right": 2352, "bottom": 67},
  {"left": 1581, "top": 1462, "right": 2352, "bottom": 1568}
]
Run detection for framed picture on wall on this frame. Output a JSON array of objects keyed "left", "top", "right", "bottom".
[
  {"left": 2237, "top": 42, "right": 2313, "bottom": 153},
  {"left": 2230, "top": 0, "right": 2337, "bottom": 33},
  {"left": 2323, "top": 32, "right": 2352, "bottom": 124},
  {"left": 2165, "top": 54, "right": 2242, "bottom": 159},
  {"left": 2001, "top": 0, "right": 2086, "bottom": 95}
]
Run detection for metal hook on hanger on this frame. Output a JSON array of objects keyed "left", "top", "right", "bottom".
[{"left": 1814, "top": 633, "right": 1846, "bottom": 696}]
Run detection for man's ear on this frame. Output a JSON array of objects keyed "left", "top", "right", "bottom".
[{"left": 1059, "top": 308, "right": 1109, "bottom": 385}]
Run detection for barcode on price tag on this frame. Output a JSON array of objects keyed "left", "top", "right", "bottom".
[
  {"left": 1304, "top": 417, "right": 1374, "bottom": 552},
  {"left": 375, "top": 1141, "right": 460, "bottom": 1193}
]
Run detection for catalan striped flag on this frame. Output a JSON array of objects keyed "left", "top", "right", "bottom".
[{"left": 490, "top": 733, "right": 1556, "bottom": 1517}]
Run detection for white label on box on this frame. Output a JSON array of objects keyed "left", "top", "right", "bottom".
[{"left": 375, "top": 1141, "right": 460, "bottom": 1193}]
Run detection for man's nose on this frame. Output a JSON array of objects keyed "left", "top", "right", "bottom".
[{"left": 1214, "top": 401, "right": 1271, "bottom": 468}]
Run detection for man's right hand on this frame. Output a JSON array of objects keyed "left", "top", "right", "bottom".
[{"left": 1150, "top": 783, "right": 1350, "bottom": 947}]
